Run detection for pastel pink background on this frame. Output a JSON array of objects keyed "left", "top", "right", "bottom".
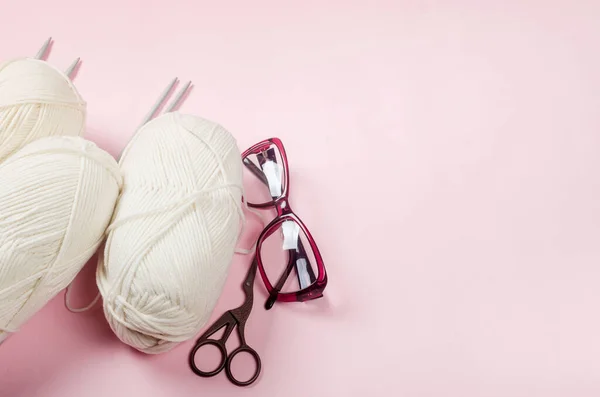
[{"left": 1, "top": 1, "right": 600, "bottom": 396}]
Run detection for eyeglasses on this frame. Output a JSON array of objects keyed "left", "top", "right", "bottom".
[{"left": 242, "top": 138, "right": 328, "bottom": 309}]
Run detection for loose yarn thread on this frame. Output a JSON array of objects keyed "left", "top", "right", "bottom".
[
  {"left": 0, "top": 58, "right": 86, "bottom": 163},
  {"left": 0, "top": 136, "right": 122, "bottom": 343},
  {"left": 97, "top": 112, "right": 244, "bottom": 354}
]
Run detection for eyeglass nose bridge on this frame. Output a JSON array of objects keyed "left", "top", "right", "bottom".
[{"left": 272, "top": 197, "right": 294, "bottom": 217}]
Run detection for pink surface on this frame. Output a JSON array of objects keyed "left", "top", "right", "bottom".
[{"left": 1, "top": 1, "right": 600, "bottom": 396}]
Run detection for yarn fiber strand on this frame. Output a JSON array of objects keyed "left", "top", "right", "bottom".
[
  {"left": 0, "top": 136, "right": 122, "bottom": 342},
  {"left": 0, "top": 58, "right": 86, "bottom": 163},
  {"left": 97, "top": 112, "right": 243, "bottom": 354}
]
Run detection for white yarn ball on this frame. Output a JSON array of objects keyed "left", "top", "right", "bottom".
[
  {"left": 0, "top": 136, "right": 122, "bottom": 343},
  {"left": 97, "top": 112, "right": 243, "bottom": 354},
  {"left": 0, "top": 58, "right": 86, "bottom": 163}
]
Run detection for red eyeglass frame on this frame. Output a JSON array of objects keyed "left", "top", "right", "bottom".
[{"left": 242, "top": 138, "right": 328, "bottom": 309}]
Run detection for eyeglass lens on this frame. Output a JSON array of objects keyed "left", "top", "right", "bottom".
[
  {"left": 242, "top": 144, "right": 285, "bottom": 205},
  {"left": 260, "top": 219, "right": 318, "bottom": 293}
]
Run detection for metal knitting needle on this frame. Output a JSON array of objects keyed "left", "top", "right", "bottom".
[
  {"left": 35, "top": 37, "right": 80, "bottom": 80},
  {"left": 139, "top": 77, "right": 179, "bottom": 128},
  {"left": 165, "top": 80, "right": 192, "bottom": 113},
  {"left": 35, "top": 37, "right": 52, "bottom": 59},
  {"left": 64, "top": 57, "right": 80, "bottom": 79}
]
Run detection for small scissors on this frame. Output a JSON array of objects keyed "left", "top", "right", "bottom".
[{"left": 189, "top": 259, "right": 261, "bottom": 387}]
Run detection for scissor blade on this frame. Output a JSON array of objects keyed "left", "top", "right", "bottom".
[
  {"left": 230, "top": 259, "right": 258, "bottom": 318},
  {"left": 197, "top": 312, "right": 236, "bottom": 341},
  {"left": 243, "top": 259, "right": 258, "bottom": 290}
]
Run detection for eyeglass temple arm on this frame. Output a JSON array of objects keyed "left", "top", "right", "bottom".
[
  {"left": 265, "top": 249, "right": 297, "bottom": 310},
  {"left": 243, "top": 158, "right": 269, "bottom": 186},
  {"left": 296, "top": 238, "right": 317, "bottom": 285},
  {"left": 265, "top": 242, "right": 316, "bottom": 309}
]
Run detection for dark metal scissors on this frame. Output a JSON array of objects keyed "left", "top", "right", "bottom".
[{"left": 189, "top": 259, "right": 261, "bottom": 387}]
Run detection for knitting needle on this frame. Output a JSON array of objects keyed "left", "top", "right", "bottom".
[
  {"left": 165, "top": 80, "right": 192, "bottom": 113},
  {"left": 35, "top": 38, "right": 80, "bottom": 80},
  {"left": 139, "top": 77, "right": 179, "bottom": 128},
  {"left": 35, "top": 37, "right": 52, "bottom": 60},
  {"left": 64, "top": 57, "right": 80, "bottom": 79}
]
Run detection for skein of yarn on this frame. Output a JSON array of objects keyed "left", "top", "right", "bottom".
[
  {"left": 0, "top": 136, "right": 122, "bottom": 343},
  {"left": 97, "top": 112, "right": 244, "bottom": 354},
  {"left": 0, "top": 58, "right": 86, "bottom": 163}
]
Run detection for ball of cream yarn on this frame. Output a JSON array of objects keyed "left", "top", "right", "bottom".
[
  {"left": 0, "top": 136, "right": 122, "bottom": 343},
  {"left": 97, "top": 112, "right": 243, "bottom": 354},
  {"left": 0, "top": 58, "right": 86, "bottom": 163}
]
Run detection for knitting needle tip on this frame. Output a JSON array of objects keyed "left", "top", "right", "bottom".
[
  {"left": 139, "top": 77, "right": 179, "bottom": 127},
  {"left": 35, "top": 37, "right": 53, "bottom": 60},
  {"left": 65, "top": 58, "right": 80, "bottom": 79},
  {"left": 165, "top": 80, "right": 192, "bottom": 113}
]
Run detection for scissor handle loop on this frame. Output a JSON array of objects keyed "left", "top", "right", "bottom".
[
  {"left": 189, "top": 339, "right": 228, "bottom": 377},
  {"left": 225, "top": 345, "right": 262, "bottom": 387}
]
